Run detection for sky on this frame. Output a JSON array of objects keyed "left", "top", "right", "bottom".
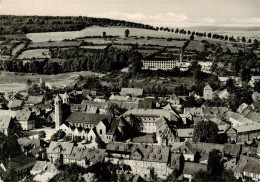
[{"left": 0, "top": 0, "right": 259, "bottom": 27}]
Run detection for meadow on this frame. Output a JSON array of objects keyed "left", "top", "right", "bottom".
[
  {"left": 26, "top": 26, "right": 191, "bottom": 42},
  {"left": 18, "top": 49, "right": 51, "bottom": 59},
  {"left": 0, "top": 71, "right": 106, "bottom": 92}
]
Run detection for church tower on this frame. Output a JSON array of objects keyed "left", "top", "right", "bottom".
[
  {"left": 55, "top": 94, "right": 63, "bottom": 130},
  {"left": 203, "top": 84, "right": 213, "bottom": 100}
]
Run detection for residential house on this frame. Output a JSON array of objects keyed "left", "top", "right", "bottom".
[
  {"left": 15, "top": 110, "right": 35, "bottom": 130},
  {"left": 0, "top": 115, "right": 15, "bottom": 136},
  {"left": 46, "top": 141, "right": 74, "bottom": 163},
  {"left": 225, "top": 155, "right": 260, "bottom": 181},
  {"left": 105, "top": 143, "right": 173, "bottom": 179},
  {"left": 171, "top": 142, "right": 198, "bottom": 162},
  {"left": 30, "top": 161, "right": 58, "bottom": 181},
  {"left": 227, "top": 111, "right": 255, "bottom": 127},
  {"left": 234, "top": 122, "right": 260, "bottom": 142},
  {"left": 66, "top": 147, "right": 105, "bottom": 168},
  {"left": 156, "top": 117, "right": 178, "bottom": 146},
  {"left": 0, "top": 154, "right": 36, "bottom": 181}
]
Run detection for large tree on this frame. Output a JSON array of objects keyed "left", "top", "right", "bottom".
[
  {"left": 193, "top": 120, "right": 219, "bottom": 143},
  {"left": 125, "top": 29, "right": 130, "bottom": 37},
  {"left": 207, "top": 149, "right": 223, "bottom": 176}
]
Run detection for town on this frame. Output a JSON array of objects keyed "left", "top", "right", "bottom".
[{"left": 0, "top": 3, "right": 260, "bottom": 182}]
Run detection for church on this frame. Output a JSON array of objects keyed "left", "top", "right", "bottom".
[{"left": 54, "top": 93, "right": 124, "bottom": 143}]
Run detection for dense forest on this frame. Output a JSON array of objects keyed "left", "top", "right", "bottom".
[
  {"left": 0, "top": 15, "right": 155, "bottom": 34},
  {"left": 0, "top": 47, "right": 142, "bottom": 74}
]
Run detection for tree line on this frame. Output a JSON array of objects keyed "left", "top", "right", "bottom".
[
  {"left": 156, "top": 26, "right": 255, "bottom": 43},
  {"left": 0, "top": 15, "right": 155, "bottom": 35}
]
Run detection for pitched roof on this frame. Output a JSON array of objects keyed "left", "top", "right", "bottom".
[
  {"left": 65, "top": 112, "right": 111, "bottom": 125},
  {"left": 234, "top": 122, "right": 260, "bottom": 133},
  {"left": 15, "top": 110, "right": 32, "bottom": 121},
  {"left": 106, "top": 143, "right": 170, "bottom": 163},
  {"left": 131, "top": 134, "right": 156, "bottom": 144},
  {"left": 0, "top": 109, "right": 17, "bottom": 118},
  {"left": 226, "top": 155, "right": 260, "bottom": 174},
  {"left": 31, "top": 161, "right": 57, "bottom": 174},
  {"left": 120, "top": 88, "right": 143, "bottom": 96},
  {"left": 0, "top": 115, "right": 12, "bottom": 129},
  {"left": 27, "top": 96, "right": 44, "bottom": 105},
  {"left": 123, "top": 109, "right": 176, "bottom": 121},
  {"left": 8, "top": 100, "right": 23, "bottom": 109},
  {"left": 47, "top": 141, "right": 74, "bottom": 155},
  {"left": 3, "top": 154, "right": 36, "bottom": 172},
  {"left": 204, "top": 84, "right": 212, "bottom": 90},
  {"left": 227, "top": 111, "right": 255, "bottom": 126},
  {"left": 171, "top": 141, "right": 197, "bottom": 155}
]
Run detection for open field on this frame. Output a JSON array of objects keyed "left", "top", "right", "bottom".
[
  {"left": 28, "top": 40, "right": 81, "bottom": 48},
  {"left": 111, "top": 45, "right": 133, "bottom": 50},
  {"left": 0, "top": 83, "right": 27, "bottom": 93},
  {"left": 26, "top": 26, "right": 191, "bottom": 42},
  {"left": 130, "top": 76, "right": 194, "bottom": 91},
  {"left": 18, "top": 49, "right": 51, "bottom": 59},
  {"left": 0, "top": 71, "right": 106, "bottom": 92},
  {"left": 80, "top": 45, "right": 107, "bottom": 49}
]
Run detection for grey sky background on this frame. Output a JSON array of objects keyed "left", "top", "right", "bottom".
[{"left": 0, "top": 0, "right": 259, "bottom": 27}]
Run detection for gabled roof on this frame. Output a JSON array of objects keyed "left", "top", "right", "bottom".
[
  {"left": 27, "top": 96, "right": 44, "bottom": 105},
  {"left": 47, "top": 141, "right": 74, "bottom": 155},
  {"left": 106, "top": 143, "right": 170, "bottom": 163},
  {"left": 234, "top": 122, "right": 260, "bottom": 133},
  {"left": 15, "top": 110, "right": 32, "bottom": 121},
  {"left": 227, "top": 155, "right": 260, "bottom": 174},
  {"left": 204, "top": 84, "right": 212, "bottom": 90},
  {"left": 131, "top": 134, "right": 156, "bottom": 144},
  {"left": 0, "top": 116, "right": 12, "bottom": 129},
  {"left": 8, "top": 100, "right": 23, "bottom": 109},
  {"left": 31, "top": 161, "right": 57, "bottom": 174},
  {"left": 0, "top": 109, "right": 17, "bottom": 118},
  {"left": 2, "top": 154, "right": 36, "bottom": 172},
  {"left": 65, "top": 112, "right": 111, "bottom": 125},
  {"left": 123, "top": 109, "right": 175, "bottom": 121}
]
